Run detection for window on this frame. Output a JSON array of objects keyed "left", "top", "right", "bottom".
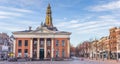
[
  {"left": 118, "top": 53, "right": 120, "bottom": 58},
  {"left": 40, "top": 41, "right": 44, "bottom": 45},
  {"left": 62, "top": 40, "right": 65, "bottom": 46},
  {"left": 47, "top": 41, "right": 51, "bottom": 46},
  {"left": 18, "top": 49, "right": 22, "bottom": 53},
  {"left": 24, "top": 49, "right": 28, "bottom": 57},
  {"left": 62, "top": 49, "right": 65, "bottom": 57},
  {"left": 24, "top": 40, "right": 28, "bottom": 46},
  {"left": 18, "top": 40, "right": 22, "bottom": 46},
  {"left": 56, "top": 40, "right": 59, "bottom": 46},
  {"left": 56, "top": 50, "right": 59, "bottom": 57},
  {"left": 34, "top": 41, "right": 37, "bottom": 46},
  {"left": 24, "top": 49, "right": 28, "bottom": 53},
  {"left": 47, "top": 49, "right": 50, "bottom": 57}
]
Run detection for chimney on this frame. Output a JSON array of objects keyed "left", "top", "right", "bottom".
[{"left": 29, "top": 26, "right": 32, "bottom": 31}]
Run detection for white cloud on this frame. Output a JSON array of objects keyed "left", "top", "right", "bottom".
[
  {"left": 0, "top": 6, "right": 33, "bottom": 13},
  {"left": 0, "top": 27, "right": 24, "bottom": 31},
  {"left": 69, "top": 20, "right": 79, "bottom": 23},
  {"left": 56, "top": 20, "right": 77, "bottom": 26},
  {"left": 77, "top": 26, "right": 112, "bottom": 34},
  {"left": 98, "top": 15, "right": 115, "bottom": 19},
  {"left": 0, "top": 20, "right": 38, "bottom": 32},
  {"left": 56, "top": 18, "right": 120, "bottom": 35},
  {"left": 0, "top": 16, "right": 9, "bottom": 19},
  {"left": 0, "top": 0, "right": 43, "bottom": 9},
  {"left": 0, "top": 6, "right": 34, "bottom": 19},
  {"left": 57, "top": 20, "right": 102, "bottom": 29},
  {"left": 12, "top": 20, "right": 39, "bottom": 26},
  {"left": 90, "top": 0, "right": 120, "bottom": 11},
  {"left": 0, "top": 11, "right": 23, "bottom": 17},
  {"left": 0, "top": 11, "right": 24, "bottom": 19},
  {"left": 76, "top": 21, "right": 120, "bottom": 30}
]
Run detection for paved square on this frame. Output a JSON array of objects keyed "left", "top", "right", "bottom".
[{"left": 0, "top": 59, "right": 120, "bottom": 64}]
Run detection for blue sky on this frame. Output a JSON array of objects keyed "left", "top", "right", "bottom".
[{"left": 0, "top": 0, "right": 120, "bottom": 47}]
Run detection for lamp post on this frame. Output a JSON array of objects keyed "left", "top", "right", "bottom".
[{"left": 51, "top": 48, "right": 54, "bottom": 64}]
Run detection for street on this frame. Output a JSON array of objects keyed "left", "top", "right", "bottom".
[{"left": 0, "top": 58, "right": 120, "bottom": 64}]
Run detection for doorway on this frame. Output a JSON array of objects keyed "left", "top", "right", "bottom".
[{"left": 39, "top": 49, "right": 44, "bottom": 60}]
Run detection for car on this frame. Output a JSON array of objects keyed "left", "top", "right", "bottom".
[{"left": 71, "top": 56, "right": 80, "bottom": 60}]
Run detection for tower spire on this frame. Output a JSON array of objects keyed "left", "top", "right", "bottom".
[{"left": 45, "top": 3, "right": 53, "bottom": 28}]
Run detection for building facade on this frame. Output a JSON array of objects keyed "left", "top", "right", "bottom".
[
  {"left": 109, "top": 27, "right": 117, "bottom": 59},
  {"left": 0, "top": 33, "right": 12, "bottom": 60},
  {"left": 115, "top": 28, "right": 120, "bottom": 60},
  {"left": 76, "top": 27, "right": 120, "bottom": 60},
  {"left": 12, "top": 4, "right": 71, "bottom": 60}
]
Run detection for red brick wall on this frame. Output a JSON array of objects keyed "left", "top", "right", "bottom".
[
  {"left": 15, "top": 38, "right": 31, "bottom": 58},
  {"left": 53, "top": 38, "right": 69, "bottom": 58}
]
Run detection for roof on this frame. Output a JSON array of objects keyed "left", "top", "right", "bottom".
[{"left": 13, "top": 26, "right": 71, "bottom": 35}]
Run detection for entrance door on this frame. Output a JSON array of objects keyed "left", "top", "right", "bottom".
[{"left": 39, "top": 49, "right": 44, "bottom": 60}]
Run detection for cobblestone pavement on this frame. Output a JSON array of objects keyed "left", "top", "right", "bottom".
[{"left": 0, "top": 59, "right": 120, "bottom": 64}]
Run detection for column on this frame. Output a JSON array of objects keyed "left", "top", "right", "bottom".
[
  {"left": 51, "top": 38, "right": 54, "bottom": 58},
  {"left": 37, "top": 38, "right": 40, "bottom": 59},
  {"left": 44, "top": 38, "right": 47, "bottom": 59},
  {"left": 67, "top": 38, "right": 70, "bottom": 58},
  {"left": 30, "top": 39, "right": 33, "bottom": 58},
  {"left": 13, "top": 39, "right": 16, "bottom": 57}
]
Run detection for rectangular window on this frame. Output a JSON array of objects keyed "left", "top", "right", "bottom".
[
  {"left": 56, "top": 40, "right": 59, "bottom": 46},
  {"left": 24, "top": 49, "right": 28, "bottom": 53},
  {"left": 62, "top": 40, "right": 65, "bottom": 46},
  {"left": 62, "top": 49, "right": 65, "bottom": 57},
  {"left": 47, "top": 41, "right": 51, "bottom": 46},
  {"left": 34, "top": 41, "right": 37, "bottom": 46},
  {"left": 118, "top": 53, "right": 120, "bottom": 58},
  {"left": 56, "top": 50, "right": 59, "bottom": 57},
  {"left": 24, "top": 40, "right": 28, "bottom": 46},
  {"left": 18, "top": 40, "right": 22, "bottom": 46},
  {"left": 40, "top": 41, "right": 44, "bottom": 46},
  {"left": 24, "top": 49, "right": 28, "bottom": 57},
  {"left": 18, "top": 49, "right": 22, "bottom": 53}
]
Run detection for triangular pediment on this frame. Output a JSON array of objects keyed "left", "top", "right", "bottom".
[{"left": 31, "top": 26, "right": 54, "bottom": 33}]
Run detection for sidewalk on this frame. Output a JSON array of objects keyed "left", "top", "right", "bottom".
[{"left": 84, "top": 58, "right": 120, "bottom": 64}]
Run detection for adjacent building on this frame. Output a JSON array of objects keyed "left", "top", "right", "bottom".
[
  {"left": 12, "top": 4, "right": 71, "bottom": 60},
  {"left": 80, "top": 27, "right": 120, "bottom": 60},
  {"left": 70, "top": 45, "right": 76, "bottom": 57},
  {"left": 116, "top": 28, "right": 120, "bottom": 60},
  {"left": 0, "top": 33, "right": 12, "bottom": 60},
  {"left": 109, "top": 27, "right": 117, "bottom": 59}
]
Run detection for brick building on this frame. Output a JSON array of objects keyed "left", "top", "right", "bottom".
[
  {"left": 109, "top": 27, "right": 117, "bottom": 59},
  {"left": 115, "top": 28, "right": 120, "bottom": 60},
  {"left": 12, "top": 4, "right": 71, "bottom": 60}
]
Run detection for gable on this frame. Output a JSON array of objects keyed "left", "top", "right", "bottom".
[{"left": 31, "top": 27, "right": 54, "bottom": 33}]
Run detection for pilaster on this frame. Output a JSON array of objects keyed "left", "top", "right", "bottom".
[
  {"left": 51, "top": 38, "right": 54, "bottom": 58},
  {"left": 67, "top": 38, "right": 70, "bottom": 58},
  {"left": 30, "top": 39, "right": 33, "bottom": 58},
  {"left": 44, "top": 38, "right": 47, "bottom": 59},
  {"left": 37, "top": 38, "right": 40, "bottom": 59}
]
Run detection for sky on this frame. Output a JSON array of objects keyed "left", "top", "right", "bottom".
[{"left": 0, "top": 0, "right": 120, "bottom": 47}]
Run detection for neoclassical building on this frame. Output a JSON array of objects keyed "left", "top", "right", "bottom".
[{"left": 12, "top": 4, "right": 71, "bottom": 59}]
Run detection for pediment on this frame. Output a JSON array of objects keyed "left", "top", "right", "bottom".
[{"left": 31, "top": 27, "right": 54, "bottom": 33}]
